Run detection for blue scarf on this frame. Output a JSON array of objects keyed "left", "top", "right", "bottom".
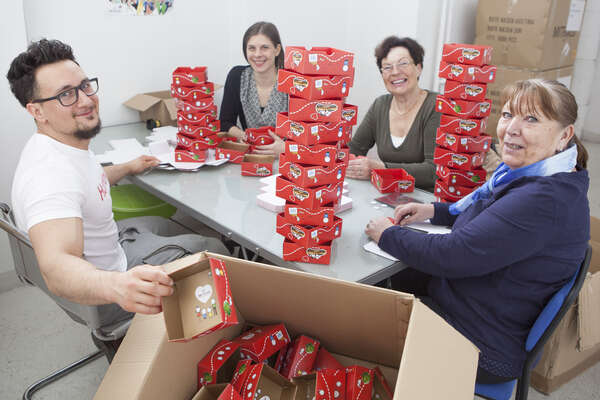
[{"left": 449, "top": 144, "right": 578, "bottom": 215}]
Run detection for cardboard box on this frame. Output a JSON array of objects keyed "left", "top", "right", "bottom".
[
  {"left": 439, "top": 114, "right": 487, "bottom": 137},
  {"left": 275, "top": 176, "right": 343, "bottom": 209},
  {"left": 279, "top": 155, "right": 346, "bottom": 188},
  {"left": 275, "top": 113, "right": 351, "bottom": 146},
  {"left": 231, "top": 360, "right": 254, "bottom": 394},
  {"left": 436, "top": 165, "right": 486, "bottom": 188},
  {"left": 313, "top": 348, "right": 344, "bottom": 371},
  {"left": 373, "top": 367, "right": 394, "bottom": 400},
  {"left": 280, "top": 335, "right": 320, "bottom": 378},
  {"left": 441, "top": 43, "right": 493, "bottom": 66},
  {"left": 288, "top": 98, "right": 343, "bottom": 123},
  {"left": 123, "top": 90, "right": 177, "bottom": 127},
  {"left": 341, "top": 104, "right": 358, "bottom": 126},
  {"left": 442, "top": 80, "right": 488, "bottom": 102},
  {"left": 276, "top": 213, "right": 343, "bottom": 247},
  {"left": 241, "top": 364, "right": 296, "bottom": 400},
  {"left": 241, "top": 155, "right": 275, "bottom": 177},
  {"left": 172, "top": 66, "right": 208, "bottom": 86},
  {"left": 284, "top": 46, "right": 354, "bottom": 76},
  {"left": 162, "top": 257, "right": 238, "bottom": 342},
  {"left": 277, "top": 69, "right": 354, "bottom": 100},
  {"left": 435, "top": 129, "right": 492, "bottom": 153},
  {"left": 292, "top": 370, "right": 346, "bottom": 400},
  {"left": 370, "top": 169, "right": 415, "bottom": 194},
  {"left": 284, "top": 204, "right": 337, "bottom": 228},
  {"left": 236, "top": 323, "right": 291, "bottom": 364},
  {"left": 174, "top": 147, "right": 207, "bottom": 163},
  {"left": 285, "top": 142, "right": 338, "bottom": 168},
  {"left": 246, "top": 127, "right": 275, "bottom": 146},
  {"left": 282, "top": 239, "right": 333, "bottom": 265},
  {"left": 216, "top": 142, "right": 250, "bottom": 164},
  {"left": 475, "top": 0, "right": 583, "bottom": 70},
  {"left": 438, "top": 61, "right": 497, "bottom": 84},
  {"left": 436, "top": 95, "right": 492, "bottom": 119},
  {"left": 345, "top": 366, "right": 373, "bottom": 400},
  {"left": 191, "top": 383, "right": 244, "bottom": 400},
  {"left": 94, "top": 252, "right": 479, "bottom": 400},
  {"left": 531, "top": 217, "right": 600, "bottom": 394},
  {"left": 482, "top": 64, "right": 573, "bottom": 136},
  {"left": 197, "top": 339, "right": 240, "bottom": 388},
  {"left": 434, "top": 179, "right": 478, "bottom": 202},
  {"left": 434, "top": 147, "right": 485, "bottom": 171}
]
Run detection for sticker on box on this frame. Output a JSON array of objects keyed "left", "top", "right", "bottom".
[
  {"left": 441, "top": 43, "right": 492, "bottom": 66},
  {"left": 288, "top": 98, "right": 343, "bottom": 123},
  {"left": 439, "top": 114, "right": 487, "bottom": 136},
  {"left": 282, "top": 239, "right": 333, "bottom": 265}
]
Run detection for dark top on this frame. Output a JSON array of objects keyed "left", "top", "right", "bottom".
[
  {"left": 379, "top": 170, "right": 590, "bottom": 377},
  {"left": 220, "top": 65, "right": 249, "bottom": 132},
  {"left": 348, "top": 92, "right": 440, "bottom": 191}
]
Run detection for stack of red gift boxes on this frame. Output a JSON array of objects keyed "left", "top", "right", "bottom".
[
  {"left": 273, "top": 47, "right": 358, "bottom": 265},
  {"left": 434, "top": 43, "right": 497, "bottom": 202},
  {"left": 170, "top": 67, "right": 222, "bottom": 163}
]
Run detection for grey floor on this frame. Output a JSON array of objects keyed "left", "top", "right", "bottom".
[{"left": 1, "top": 140, "right": 600, "bottom": 400}]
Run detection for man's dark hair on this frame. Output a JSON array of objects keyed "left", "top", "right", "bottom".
[
  {"left": 7, "top": 39, "right": 78, "bottom": 108},
  {"left": 374, "top": 36, "right": 424, "bottom": 71}
]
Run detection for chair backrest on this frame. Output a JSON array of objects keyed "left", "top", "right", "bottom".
[{"left": 1, "top": 203, "right": 110, "bottom": 331}]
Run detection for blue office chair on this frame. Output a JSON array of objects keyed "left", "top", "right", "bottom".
[{"left": 475, "top": 245, "right": 592, "bottom": 400}]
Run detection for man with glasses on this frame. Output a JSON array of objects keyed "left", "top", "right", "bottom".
[{"left": 7, "top": 39, "right": 228, "bottom": 346}]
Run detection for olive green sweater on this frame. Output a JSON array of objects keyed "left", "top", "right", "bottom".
[{"left": 349, "top": 91, "right": 440, "bottom": 191}]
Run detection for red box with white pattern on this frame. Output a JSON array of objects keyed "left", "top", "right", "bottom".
[
  {"left": 292, "top": 370, "right": 346, "bottom": 400},
  {"left": 341, "top": 104, "right": 358, "bottom": 126},
  {"left": 276, "top": 213, "right": 342, "bottom": 247},
  {"left": 438, "top": 61, "right": 497, "bottom": 83},
  {"left": 177, "top": 109, "right": 217, "bottom": 127},
  {"left": 177, "top": 132, "right": 222, "bottom": 150},
  {"left": 197, "top": 339, "right": 240, "bottom": 388},
  {"left": 285, "top": 46, "right": 354, "bottom": 76},
  {"left": 191, "top": 383, "right": 245, "bottom": 400},
  {"left": 434, "top": 147, "right": 485, "bottom": 170},
  {"left": 279, "top": 155, "right": 346, "bottom": 188},
  {"left": 372, "top": 367, "right": 394, "bottom": 400},
  {"left": 230, "top": 360, "right": 254, "bottom": 394},
  {"left": 345, "top": 366, "right": 374, "bottom": 400},
  {"left": 275, "top": 176, "right": 343, "bottom": 209},
  {"left": 370, "top": 169, "right": 415, "bottom": 194},
  {"left": 284, "top": 203, "right": 337, "bottom": 228},
  {"left": 288, "top": 98, "right": 343, "bottom": 123},
  {"left": 177, "top": 98, "right": 218, "bottom": 116},
  {"left": 435, "top": 129, "right": 492, "bottom": 153},
  {"left": 435, "top": 179, "right": 478, "bottom": 202},
  {"left": 336, "top": 145, "right": 351, "bottom": 165},
  {"left": 241, "top": 155, "right": 274, "bottom": 177},
  {"left": 240, "top": 364, "right": 296, "bottom": 400},
  {"left": 172, "top": 66, "right": 208, "bottom": 86},
  {"left": 171, "top": 83, "right": 215, "bottom": 100},
  {"left": 215, "top": 142, "right": 250, "bottom": 164},
  {"left": 277, "top": 69, "right": 354, "bottom": 100},
  {"left": 245, "top": 126, "right": 275, "bottom": 146},
  {"left": 174, "top": 147, "right": 207, "bottom": 163},
  {"left": 161, "top": 257, "right": 238, "bottom": 342},
  {"left": 178, "top": 122, "right": 221, "bottom": 139},
  {"left": 282, "top": 239, "right": 332, "bottom": 264},
  {"left": 439, "top": 114, "right": 487, "bottom": 136},
  {"left": 313, "top": 347, "right": 344, "bottom": 372},
  {"left": 441, "top": 43, "right": 492, "bottom": 66},
  {"left": 436, "top": 164, "right": 486, "bottom": 187},
  {"left": 275, "top": 113, "right": 351, "bottom": 146},
  {"left": 436, "top": 95, "right": 492, "bottom": 118},
  {"left": 280, "top": 335, "right": 320, "bottom": 378},
  {"left": 235, "top": 323, "right": 291, "bottom": 363},
  {"left": 442, "top": 80, "right": 487, "bottom": 102},
  {"left": 285, "top": 142, "right": 338, "bottom": 168}
]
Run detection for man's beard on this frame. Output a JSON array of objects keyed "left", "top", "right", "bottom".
[{"left": 74, "top": 119, "right": 102, "bottom": 140}]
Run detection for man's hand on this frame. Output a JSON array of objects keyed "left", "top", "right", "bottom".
[
  {"left": 126, "top": 155, "right": 160, "bottom": 175},
  {"left": 252, "top": 130, "right": 284, "bottom": 156},
  {"left": 109, "top": 264, "right": 174, "bottom": 314},
  {"left": 365, "top": 216, "right": 394, "bottom": 243}
]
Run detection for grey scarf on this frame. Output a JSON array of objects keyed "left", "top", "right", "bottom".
[{"left": 240, "top": 66, "right": 288, "bottom": 128}]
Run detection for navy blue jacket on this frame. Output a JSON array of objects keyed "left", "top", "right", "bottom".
[{"left": 379, "top": 170, "right": 590, "bottom": 376}]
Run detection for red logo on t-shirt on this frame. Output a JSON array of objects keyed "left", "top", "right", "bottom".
[{"left": 97, "top": 173, "right": 109, "bottom": 201}]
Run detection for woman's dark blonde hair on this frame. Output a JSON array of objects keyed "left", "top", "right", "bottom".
[{"left": 500, "top": 79, "right": 588, "bottom": 169}]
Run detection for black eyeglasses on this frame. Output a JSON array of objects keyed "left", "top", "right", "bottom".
[{"left": 32, "top": 78, "right": 99, "bottom": 107}]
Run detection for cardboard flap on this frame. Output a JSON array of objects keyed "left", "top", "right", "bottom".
[
  {"left": 123, "top": 93, "right": 162, "bottom": 112},
  {"left": 165, "top": 98, "right": 177, "bottom": 120},
  {"left": 395, "top": 300, "right": 478, "bottom": 399},
  {"left": 577, "top": 272, "right": 600, "bottom": 351}
]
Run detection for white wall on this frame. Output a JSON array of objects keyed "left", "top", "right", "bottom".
[{"left": 584, "top": 55, "right": 600, "bottom": 141}]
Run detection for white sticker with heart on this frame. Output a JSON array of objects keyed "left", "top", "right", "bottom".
[{"left": 195, "top": 285, "right": 213, "bottom": 303}]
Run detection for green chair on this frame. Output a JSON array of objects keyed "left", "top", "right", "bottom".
[{"left": 111, "top": 184, "right": 176, "bottom": 221}]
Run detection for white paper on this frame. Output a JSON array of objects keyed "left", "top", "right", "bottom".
[
  {"left": 567, "top": 0, "right": 585, "bottom": 32},
  {"left": 405, "top": 221, "right": 452, "bottom": 234},
  {"left": 363, "top": 241, "right": 398, "bottom": 261}
]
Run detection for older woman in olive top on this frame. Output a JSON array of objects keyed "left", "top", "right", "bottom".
[{"left": 347, "top": 37, "right": 439, "bottom": 191}]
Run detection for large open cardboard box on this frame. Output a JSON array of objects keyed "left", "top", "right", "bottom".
[{"left": 94, "top": 252, "right": 478, "bottom": 399}]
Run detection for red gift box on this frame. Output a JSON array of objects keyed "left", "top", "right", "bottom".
[
  {"left": 276, "top": 213, "right": 342, "bottom": 247},
  {"left": 172, "top": 66, "right": 208, "bottom": 86},
  {"left": 177, "top": 132, "right": 222, "bottom": 150},
  {"left": 435, "top": 129, "right": 492, "bottom": 153},
  {"left": 231, "top": 360, "right": 254, "bottom": 394},
  {"left": 174, "top": 147, "right": 207, "bottom": 163},
  {"left": 279, "top": 155, "right": 346, "bottom": 188},
  {"left": 241, "top": 364, "right": 296, "bottom": 400},
  {"left": 436, "top": 164, "right": 486, "bottom": 187},
  {"left": 177, "top": 109, "right": 216, "bottom": 126},
  {"left": 197, "top": 339, "right": 240, "bottom": 388},
  {"left": 345, "top": 366, "right": 373, "bottom": 400},
  {"left": 282, "top": 239, "right": 332, "bottom": 264},
  {"left": 441, "top": 43, "right": 492, "bottom": 66},
  {"left": 439, "top": 114, "right": 487, "bottom": 136},
  {"left": 178, "top": 98, "right": 218, "bottom": 116},
  {"left": 341, "top": 104, "right": 358, "bottom": 126},
  {"left": 277, "top": 69, "right": 354, "bottom": 100},
  {"left": 442, "top": 80, "right": 487, "bottom": 102},
  {"left": 293, "top": 370, "right": 346, "bottom": 400},
  {"left": 370, "top": 169, "right": 415, "bottom": 194},
  {"left": 236, "top": 323, "right": 291, "bottom": 363},
  {"left": 285, "top": 46, "right": 354, "bottom": 76},
  {"left": 171, "top": 83, "right": 215, "bottom": 100},
  {"left": 372, "top": 367, "right": 394, "bottom": 400},
  {"left": 435, "top": 179, "right": 478, "bottom": 202},
  {"left": 276, "top": 176, "right": 343, "bottom": 208},
  {"left": 215, "top": 142, "right": 250, "bottom": 164},
  {"left": 336, "top": 145, "right": 350, "bottom": 165},
  {"left": 280, "top": 335, "right": 320, "bottom": 378},
  {"left": 434, "top": 147, "right": 485, "bottom": 170},
  {"left": 275, "top": 113, "right": 351, "bottom": 146},
  {"left": 436, "top": 95, "right": 492, "bottom": 118},
  {"left": 285, "top": 142, "right": 338, "bottom": 168},
  {"left": 241, "top": 155, "right": 274, "bottom": 177},
  {"left": 438, "top": 61, "right": 497, "bottom": 83},
  {"left": 284, "top": 203, "right": 337, "bottom": 227},
  {"left": 178, "top": 122, "right": 221, "bottom": 138},
  {"left": 313, "top": 347, "right": 343, "bottom": 372},
  {"left": 288, "top": 98, "right": 343, "bottom": 123},
  {"left": 245, "top": 126, "right": 275, "bottom": 146}
]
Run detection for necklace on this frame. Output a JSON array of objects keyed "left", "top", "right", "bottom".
[{"left": 392, "top": 89, "right": 425, "bottom": 117}]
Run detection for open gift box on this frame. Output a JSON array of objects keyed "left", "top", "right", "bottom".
[
  {"left": 179, "top": 123, "right": 221, "bottom": 139},
  {"left": 442, "top": 80, "right": 488, "bottom": 102},
  {"left": 236, "top": 323, "right": 291, "bottom": 363},
  {"left": 284, "top": 46, "right": 354, "bottom": 76},
  {"left": 277, "top": 69, "right": 354, "bottom": 100},
  {"left": 436, "top": 95, "right": 492, "bottom": 118},
  {"left": 438, "top": 61, "right": 497, "bottom": 84},
  {"left": 284, "top": 142, "right": 338, "bottom": 168},
  {"left": 275, "top": 176, "right": 343, "bottom": 209},
  {"left": 434, "top": 147, "right": 485, "bottom": 171},
  {"left": 197, "top": 339, "right": 240, "bottom": 388},
  {"left": 175, "top": 147, "right": 207, "bottom": 163},
  {"left": 177, "top": 109, "right": 217, "bottom": 126},
  {"left": 292, "top": 370, "right": 346, "bottom": 400},
  {"left": 275, "top": 113, "right": 351, "bottom": 146},
  {"left": 439, "top": 114, "right": 487, "bottom": 137},
  {"left": 282, "top": 239, "right": 333, "bottom": 265},
  {"left": 345, "top": 366, "right": 374, "bottom": 400},
  {"left": 246, "top": 126, "right": 275, "bottom": 146},
  {"left": 216, "top": 142, "right": 250, "bottom": 164},
  {"left": 177, "top": 98, "right": 217, "bottom": 116},
  {"left": 276, "top": 213, "right": 343, "bottom": 247},
  {"left": 434, "top": 179, "right": 480, "bottom": 202},
  {"left": 191, "top": 383, "right": 243, "bottom": 400},
  {"left": 172, "top": 66, "right": 208, "bottom": 86},
  {"left": 441, "top": 43, "right": 492, "bottom": 66},
  {"left": 288, "top": 98, "right": 344, "bottom": 123},
  {"left": 370, "top": 169, "right": 415, "bottom": 194},
  {"left": 436, "top": 164, "right": 486, "bottom": 188},
  {"left": 435, "top": 129, "right": 492, "bottom": 153},
  {"left": 283, "top": 203, "right": 337, "bottom": 227},
  {"left": 279, "top": 154, "right": 346, "bottom": 188},
  {"left": 177, "top": 132, "right": 222, "bottom": 150},
  {"left": 280, "top": 335, "right": 320, "bottom": 378},
  {"left": 241, "top": 364, "right": 296, "bottom": 400},
  {"left": 241, "top": 155, "right": 275, "bottom": 177}
]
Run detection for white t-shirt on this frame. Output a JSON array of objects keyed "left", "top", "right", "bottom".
[{"left": 11, "top": 133, "right": 127, "bottom": 272}]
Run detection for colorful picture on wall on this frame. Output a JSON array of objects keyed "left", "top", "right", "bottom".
[{"left": 107, "top": 0, "right": 174, "bottom": 16}]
